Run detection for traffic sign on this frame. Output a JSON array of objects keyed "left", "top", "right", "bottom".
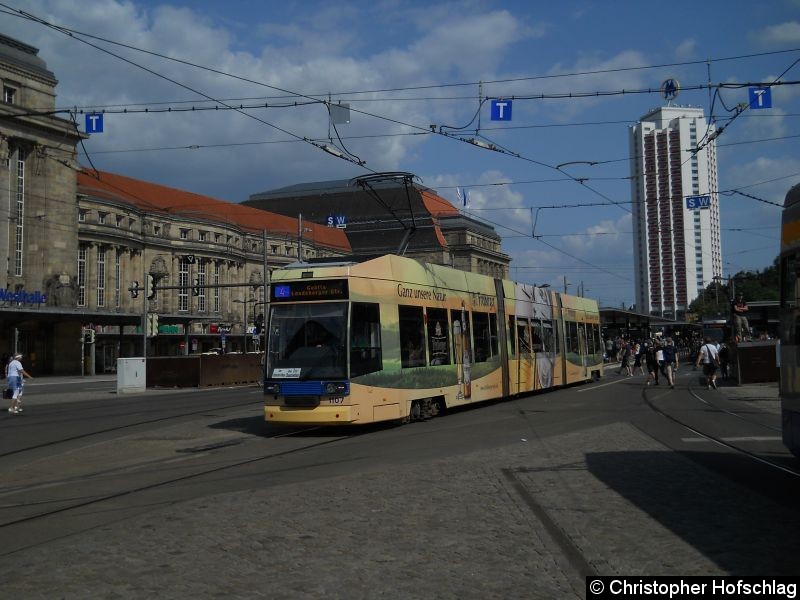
[
  {"left": 85, "top": 113, "right": 103, "bottom": 133},
  {"left": 748, "top": 87, "right": 772, "bottom": 109},
  {"left": 490, "top": 99, "right": 512, "bottom": 121}
]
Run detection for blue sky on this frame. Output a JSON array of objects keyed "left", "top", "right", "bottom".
[{"left": 3, "top": 0, "right": 800, "bottom": 308}]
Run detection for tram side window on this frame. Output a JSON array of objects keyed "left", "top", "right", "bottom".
[
  {"left": 350, "top": 302, "right": 382, "bottom": 377},
  {"left": 578, "top": 323, "right": 587, "bottom": 355},
  {"left": 531, "top": 321, "right": 544, "bottom": 352},
  {"left": 400, "top": 305, "right": 426, "bottom": 368},
  {"left": 473, "top": 312, "right": 492, "bottom": 363},
  {"left": 781, "top": 253, "right": 799, "bottom": 307},
  {"left": 517, "top": 318, "right": 532, "bottom": 357},
  {"left": 542, "top": 321, "right": 554, "bottom": 353},
  {"left": 489, "top": 313, "right": 498, "bottom": 357},
  {"left": 508, "top": 316, "right": 517, "bottom": 356},
  {"left": 783, "top": 253, "right": 800, "bottom": 344},
  {"left": 592, "top": 324, "right": 601, "bottom": 358},
  {"left": 426, "top": 308, "right": 451, "bottom": 365},
  {"left": 566, "top": 321, "right": 580, "bottom": 356}
]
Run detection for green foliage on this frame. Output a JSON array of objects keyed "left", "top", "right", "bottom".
[{"left": 687, "top": 258, "right": 779, "bottom": 317}]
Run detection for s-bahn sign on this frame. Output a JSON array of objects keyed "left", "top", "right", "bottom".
[{"left": 686, "top": 195, "right": 711, "bottom": 210}]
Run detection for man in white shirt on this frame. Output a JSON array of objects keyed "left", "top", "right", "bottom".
[
  {"left": 694, "top": 338, "right": 720, "bottom": 390},
  {"left": 6, "top": 353, "right": 32, "bottom": 414}
]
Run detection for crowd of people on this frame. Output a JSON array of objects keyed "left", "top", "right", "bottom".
[{"left": 607, "top": 334, "right": 731, "bottom": 390}]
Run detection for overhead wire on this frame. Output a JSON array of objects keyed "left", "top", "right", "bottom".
[
  {"left": 1, "top": 3, "right": 371, "bottom": 171},
  {"left": 4, "top": 3, "right": 796, "bottom": 217},
  {"left": 3, "top": 5, "right": 791, "bottom": 294}
]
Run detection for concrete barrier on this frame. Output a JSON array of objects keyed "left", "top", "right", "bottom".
[
  {"left": 732, "top": 340, "right": 779, "bottom": 384},
  {"left": 146, "top": 354, "right": 262, "bottom": 388}
]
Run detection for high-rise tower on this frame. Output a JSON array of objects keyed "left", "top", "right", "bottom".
[{"left": 630, "top": 106, "right": 722, "bottom": 318}]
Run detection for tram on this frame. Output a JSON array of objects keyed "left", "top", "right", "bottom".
[
  {"left": 263, "top": 254, "right": 603, "bottom": 425},
  {"left": 780, "top": 182, "right": 800, "bottom": 457}
]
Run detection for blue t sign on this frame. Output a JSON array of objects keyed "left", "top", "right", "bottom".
[
  {"left": 490, "top": 99, "right": 512, "bottom": 121},
  {"left": 85, "top": 113, "right": 104, "bottom": 133},
  {"left": 748, "top": 87, "right": 772, "bottom": 110}
]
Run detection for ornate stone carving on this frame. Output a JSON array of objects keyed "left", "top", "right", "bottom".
[{"left": 43, "top": 272, "right": 76, "bottom": 307}]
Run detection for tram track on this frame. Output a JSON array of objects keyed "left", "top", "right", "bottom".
[
  {"left": 0, "top": 428, "right": 351, "bottom": 553},
  {"left": 0, "top": 397, "right": 263, "bottom": 460},
  {"left": 642, "top": 382, "right": 800, "bottom": 478}
]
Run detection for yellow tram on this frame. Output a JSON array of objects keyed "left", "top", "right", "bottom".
[
  {"left": 780, "top": 182, "right": 800, "bottom": 456},
  {"left": 263, "top": 254, "right": 603, "bottom": 425}
]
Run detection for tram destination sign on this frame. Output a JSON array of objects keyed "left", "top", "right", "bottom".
[{"left": 271, "top": 279, "right": 349, "bottom": 302}]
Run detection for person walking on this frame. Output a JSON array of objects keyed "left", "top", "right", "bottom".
[
  {"left": 661, "top": 338, "right": 679, "bottom": 389},
  {"left": 618, "top": 340, "right": 632, "bottom": 376},
  {"left": 718, "top": 343, "right": 730, "bottom": 380},
  {"left": 644, "top": 341, "right": 660, "bottom": 385},
  {"left": 633, "top": 341, "right": 645, "bottom": 375},
  {"left": 655, "top": 342, "right": 665, "bottom": 380},
  {"left": 6, "top": 353, "right": 32, "bottom": 414},
  {"left": 694, "top": 337, "right": 720, "bottom": 390}
]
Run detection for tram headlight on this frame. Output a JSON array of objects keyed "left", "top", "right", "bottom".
[{"left": 265, "top": 382, "right": 280, "bottom": 395}]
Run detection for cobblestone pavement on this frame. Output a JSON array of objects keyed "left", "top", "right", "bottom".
[{"left": 2, "top": 379, "right": 796, "bottom": 600}]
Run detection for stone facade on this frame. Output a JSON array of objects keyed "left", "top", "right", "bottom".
[
  {"left": 0, "top": 34, "right": 350, "bottom": 374},
  {"left": 0, "top": 34, "right": 85, "bottom": 374}
]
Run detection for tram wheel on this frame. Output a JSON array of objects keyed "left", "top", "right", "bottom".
[
  {"left": 429, "top": 398, "right": 444, "bottom": 418},
  {"left": 409, "top": 400, "right": 422, "bottom": 421}
]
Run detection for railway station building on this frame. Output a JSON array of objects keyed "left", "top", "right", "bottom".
[{"left": 244, "top": 177, "right": 510, "bottom": 279}]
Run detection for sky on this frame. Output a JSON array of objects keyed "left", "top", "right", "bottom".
[{"left": 2, "top": 0, "right": 800, "bottom": 309}]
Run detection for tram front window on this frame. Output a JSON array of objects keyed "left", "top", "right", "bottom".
[{"left": 267, "top": 302, "right": 347, "bottom": 379}]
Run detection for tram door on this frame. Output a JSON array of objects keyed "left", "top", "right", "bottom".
[
  {"left": 578, "top": 322, "right": 589, "bottom": 378},
  {"left": 515, "top": 318, "right": 534, "bottom": 393}
]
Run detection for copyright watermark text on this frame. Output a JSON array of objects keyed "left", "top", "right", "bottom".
[{"left": 586, "top": 577, "right": 798, "bottom": 599}]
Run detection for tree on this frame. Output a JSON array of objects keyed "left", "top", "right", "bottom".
[{"left": 687, "top": 258, "right": 779, "bottom": 317}]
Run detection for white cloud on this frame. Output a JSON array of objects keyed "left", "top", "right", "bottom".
[
  {"left": 674, "top": 39, "right": 697, "bottom": 60},
  {"left": 750, "top": 21, "right": 800, "bottom": 45},
  {"left": 539, "top": 50, "right": 651, "bottom": 121}
]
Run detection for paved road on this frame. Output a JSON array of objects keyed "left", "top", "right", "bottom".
[{"left": 0, "top": 370, "right": 796, "bottom": 599}]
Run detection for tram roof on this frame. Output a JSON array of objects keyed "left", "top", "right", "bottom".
[
  {"left": 785, "top": 183, "right": 800, "bottom": 208},
  {"left": 599, "top": 307, "right": 677, "bottom": 326}
]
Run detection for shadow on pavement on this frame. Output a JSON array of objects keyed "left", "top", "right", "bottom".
[{"left": 585, "top": 450, "right": 800, "bottom": 575}]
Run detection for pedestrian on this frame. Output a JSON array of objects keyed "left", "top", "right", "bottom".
[
  {"left": 618, "top": 340, "right": 632, "bottom": 376},
  {"left": 6, "top": 353, "right": 32, "bottom": 414},
  {"left": 694, "top": 337, "right": 720, "bottom": 390},
  {"left": 633, "top": 341, "right": 645, "bottom": 375},
  {"left": 645, "top": 341, "right": 660, "bottom": 385},
  {"left": 661, "top": 337, "right": 679, "bottom": 389},
  {"left": 655, "top": 342, "right": 665, "bottom": 379},
  {"left": 718, "top": 343, "right": 730, "bottom": 379}
]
